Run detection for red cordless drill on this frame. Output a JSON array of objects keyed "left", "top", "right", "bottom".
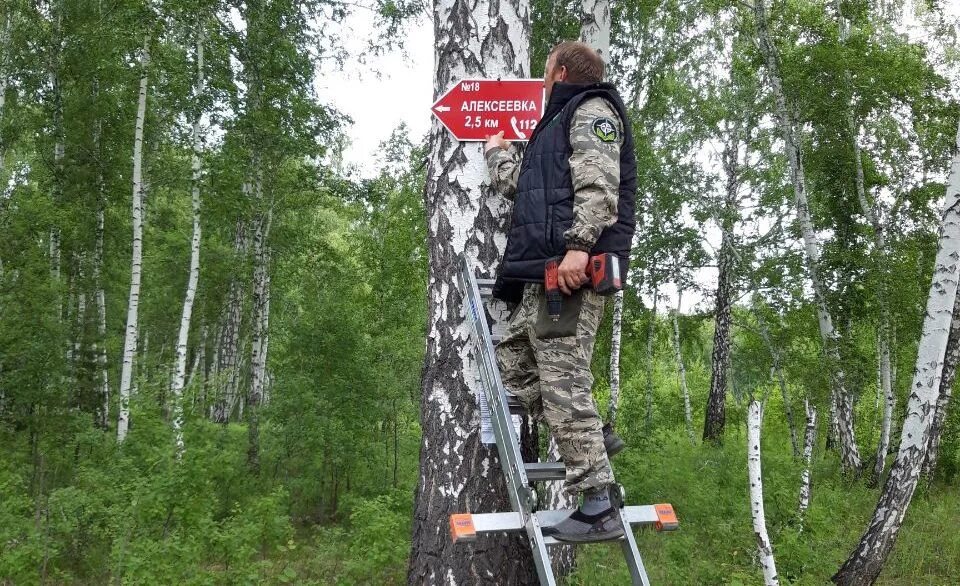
[{"left": 545, "top": 252, "right": 623, "bottom": 321}]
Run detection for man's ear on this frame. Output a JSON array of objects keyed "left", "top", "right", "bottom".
[{"left": 558, "top": 65, "right": 568, "bottom": 81}]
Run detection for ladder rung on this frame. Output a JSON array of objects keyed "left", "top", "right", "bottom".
[
  {"left": 467, "top": 505, "right": 665, "bottom": 536},
  {"left": 524, "top": 462, "right": 566, "bottom": 481}
]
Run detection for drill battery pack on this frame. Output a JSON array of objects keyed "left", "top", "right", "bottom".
[{"left": 588, "top": 252, "right": 622, "bottom": 295}]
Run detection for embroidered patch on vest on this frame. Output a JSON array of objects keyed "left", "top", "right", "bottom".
[{"left": 592, "top": 117, "right": 619, "bottom": 143}]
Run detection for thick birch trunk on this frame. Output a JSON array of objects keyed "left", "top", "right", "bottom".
[
  {"left": 117, "top": 36, "right": 149, "bottom": 444},
  {"left": 407, "top": 0, "right": 534, "bottom": 581},
  {"left": 247, "top": 190, "right": 270, "bottom": 474},
  {"left": 798, "top": 401, "right": 817, "bottom": 526},
  {"left": 646, "top": 279, "right": 658, "bottom": 432},
  {"left": 705, "top": 129, "right": 739, "bottom": 443},
  {"left": 753, "top": 0, "right": 861, "bottom": 474},
  {"left": 211, "top": 218, "right": 246, "bottom": 423},
  {"left": 579, "top": 0, "right": 610, "bottom": 63},
  {"left": 171, "top": 31, "right": 204, "bottom": 460},
  {"left": 672, "top": 296, "right": 694, "bottom": 443},
  {"left": 832, "top": 121, "right": 960, "bottom": 585},
  {"left": 922, "top": 283, "right": 960, "bottom": 484},
  {"left": 608, "top": 290, "right": 624, "bottom": 428},
  {"left": 747, "top": 401, "right": 780, "bottom": 586}
]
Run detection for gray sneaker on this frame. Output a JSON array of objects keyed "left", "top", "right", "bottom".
[
  {"left": 542, "top": 507, "right": 625, "bottom": 543},
  {"left": 603, "top": 424, "right": 626, "bottom": 457}
]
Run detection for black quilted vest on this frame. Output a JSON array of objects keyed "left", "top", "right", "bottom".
[{"left": 493, "top": 82, "right": 637, "bottom": 302}]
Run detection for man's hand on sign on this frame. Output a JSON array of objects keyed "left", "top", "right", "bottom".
[
  {"left": 557, "top": 250, "right": 590, "bottom": 295},
  {"left": 484, "top": 131, "right": 511, "bottom": 154}
]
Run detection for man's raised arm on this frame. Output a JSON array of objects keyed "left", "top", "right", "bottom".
[{"left": 484, "top": 131, "right": 520, "bottom": 200}]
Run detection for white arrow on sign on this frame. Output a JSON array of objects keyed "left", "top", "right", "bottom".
[{"left": 435, "top": 105, "right": 451, "bottom": 112}]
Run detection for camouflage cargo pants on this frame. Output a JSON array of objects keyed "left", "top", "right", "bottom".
[{"left": 495, "top": 283, "right": 613, "bottom": 495}]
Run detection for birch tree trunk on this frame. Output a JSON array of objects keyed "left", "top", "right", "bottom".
[
  {"left": 608, "top": 290, "right": 624, "bottom": 428},
  {"left": 871, "top": 333, "right": 895, "bottom": 485},
  {"left": 672, "top": 295, "right": 694, "bottom": 443},
  {"left": 705, "top": 126, "right": 739, "bottom": 443},
  {"left": 832, "top": 120, "right": 960, "bottom": 586},
  {"left": 117, "top": 36, "right": 150, "bottom": 444},
  {"left": 834, "top": 0, "right": 895, "bottom": 484},
  {"left": 747, "top": 400, "right": 780, "bottom": 586},
  {"left": 407, "top": 0, "right": 533, "bottom": 581},
  {"left": 922, "top": 282, "right": 960, "bottom": 485},
  {"left": 753, "top": 0, "right": 861, "bottom": 474},
  {"left": 170, "top": 30, "right": 204, "bottom": 460},
  {"left": 210, "top": 218, "right": 246, "bottom": 423},
  {"left": 579, "top": 0, "right": 610, "bottom": 64},
  {"left": 49, "top": 2, "right": 64, "bottom": 319},
  {"left": 94, "top": 198, "right": 109, "bottom": 429},
  {"left": 187, "top": 323, "right": 207, "bottom": 410},
  {"left": 247, "top": 187, "right": 270, "bottom": 474},
  {"left": 646, "top": 278, "right": 658, "bottom": 432},
  {"left": 92, "top": 91, "right": 110, "bottom": 429},
  {"left": 798, "top": 401, "right": 817, "bottom": 527}
]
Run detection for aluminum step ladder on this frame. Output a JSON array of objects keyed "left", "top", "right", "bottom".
[{"left": 449, "top": 256, "right": 678, "bottom": 586}]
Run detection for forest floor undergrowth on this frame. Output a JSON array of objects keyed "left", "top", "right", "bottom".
[
  {"left": 307, "top": 420, "right": 960, "bottom": 585},
  {"left": 3, "top": 412, "right": 957, "bottom": 585},
  {"left": 563, "top": 425, "right": 960, "bottom": 586}
]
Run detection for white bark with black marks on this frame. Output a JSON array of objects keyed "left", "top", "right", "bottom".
[
  {"left": 408, "top": 1, "right": 533, "bottom": 582},
  {"left": 753, "top": 0, "right": 861, "bottom": 474},
  {"left": 608, "top": 290, "right": 623, "bottom": 428},
  {"left": 872, "top": 333, "right": 895, "bottom": 484},
  {"left": 171, "top": 30, "right": 205, "bottom": 460},
  {"left": 798, "top": 401, "right": 817, "bottom": 526},
  {"left": 94, "top": 203, "right": 109, "bottom": 428},
  {"left": 747, "top": 400, "right": 779, "bottom": 586},
  {"left": 922, "top": 280, "right": 960, "bottom": 484},
  {"left": 579, "top": 0, "right": 610, "bottom": 64},
  {"left": 705, "top": 124, "right": 740, "bottom": 443},
  {"left": 833, "top": 120, "right": 960, "bottom": 586},
  {"left": 247, "top": 189, "right": 271, "bottom": 473},
  {"left": 117, "top": 36, "right": 150, "bottom": 443},
  {"left": 211, "top": 217, "right": 246, "bottom": 423},
  {"left": 672, "top": 294, "right": 694, "bottom": 443}
]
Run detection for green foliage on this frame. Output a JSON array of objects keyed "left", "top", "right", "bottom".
[{"left": 565, "top": 421, "right": 960, "bottom": 585}]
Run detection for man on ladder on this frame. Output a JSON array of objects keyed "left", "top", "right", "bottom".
[{"left": 483, "top": 40, "right": 636, "bottom": 543}]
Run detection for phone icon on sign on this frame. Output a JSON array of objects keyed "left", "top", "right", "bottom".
[{"left": 510, "top": 116, "right": 527, "bottom": 140}]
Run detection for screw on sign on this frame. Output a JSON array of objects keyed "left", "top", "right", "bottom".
[{"left": 431, "top": 78, "right": 545, "bottom": 141}]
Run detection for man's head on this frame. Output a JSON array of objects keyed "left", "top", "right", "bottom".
[{"left": 544, "top": 41, "right": 605, "bottom": 100}]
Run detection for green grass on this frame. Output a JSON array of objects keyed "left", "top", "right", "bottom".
[{"left": 562, "top": 421, "right": 960, "bottom": 585}]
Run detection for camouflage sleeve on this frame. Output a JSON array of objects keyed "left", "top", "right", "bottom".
[
  {"left": 564, "top": 97, "right": 623, "bottom": 251},
  {"left": 485, "top": 145, "right": 521, "bottom": 200}
]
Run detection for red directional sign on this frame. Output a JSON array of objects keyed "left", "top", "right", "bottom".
[{"left": 431, "top": 78, "right": 545, "bottom": 142}]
